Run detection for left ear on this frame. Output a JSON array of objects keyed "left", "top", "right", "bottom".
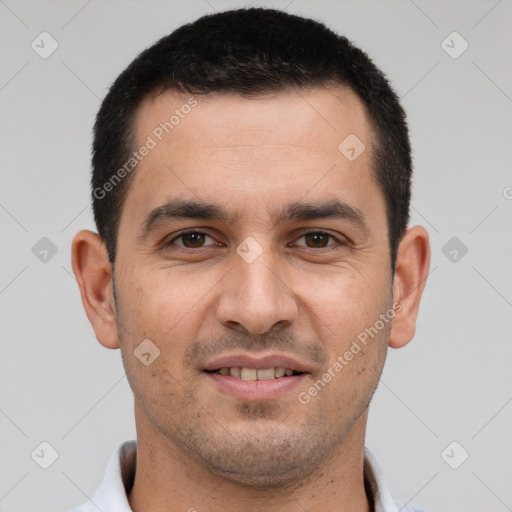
[{"left": 388, "top": 225, "right": 431, "bottom": 349}]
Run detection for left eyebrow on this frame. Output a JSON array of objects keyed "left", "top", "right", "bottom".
[
  {"left": 271, "top": 199, "right": 370, "bottom": 234},
  {"left": 138, "top": 197, "right": 370, "bottom": 240}
]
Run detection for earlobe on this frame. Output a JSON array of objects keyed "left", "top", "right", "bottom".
[
  {"left": 71, "top": 230, "right": 120, "bottom": 349},
  {"left": 388, "top": 225, "right": 431, "bottom": 349}
]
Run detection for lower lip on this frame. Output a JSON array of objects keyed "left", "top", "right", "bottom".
[{"left": 204, "top": 372, "right": 307, "bottom": 401}]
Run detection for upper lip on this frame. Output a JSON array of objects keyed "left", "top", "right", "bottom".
[{"left": 203, "top": 353, "right": 311, "bottom": 373}]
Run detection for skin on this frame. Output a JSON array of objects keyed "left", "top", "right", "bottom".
[{"left": 72, "top": 86, "right": 430, "bottom": 512}]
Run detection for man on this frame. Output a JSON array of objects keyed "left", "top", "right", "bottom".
[{"left": 70, "top": 7, "right": 430, "bottom": 512}]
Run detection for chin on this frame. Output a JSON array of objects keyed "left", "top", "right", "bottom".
[
  {"left": 203, "top": 453, "right": 318, "bottom": 489},
  {"left": 184, "top": 424, "right": 330, "bottom": 489}
]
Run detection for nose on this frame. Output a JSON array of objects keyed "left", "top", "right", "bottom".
[{"left": 215, "top": 248, "right": 299, "bottom": 335}]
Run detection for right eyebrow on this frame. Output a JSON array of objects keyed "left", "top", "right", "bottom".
[{"left": 137, "top": 199, "right": 236, "bottom": 240}]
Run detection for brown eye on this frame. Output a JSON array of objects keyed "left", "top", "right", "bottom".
[
  {"left": 295, "top": 232, "right": 337, "bottom": 249},
  {"left": 169, "top": 231, "right": 216, "bottom": 248},
  {"left": 181, "top": 232, "right": 206, "bottom": 248},
  {"left": 304, "top": 232, "right": 330, "bottom": 248}
]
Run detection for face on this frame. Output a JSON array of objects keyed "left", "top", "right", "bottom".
[{"left": 113, "top": 87, "right": 393, "bottom": 485}]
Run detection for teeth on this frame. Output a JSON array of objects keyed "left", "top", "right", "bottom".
[
  {"left": 216, "top": 367, "right": 299, "bottom": 380},
  {"left": 241, "top": 368, "right": 257, "bottom": 381},
  {"left": 275, "top": 367, "right": 286, "bottom": 378},
  {"left": 229, "top": 367, "right": 241, "bottom": 378},
  {"left": 257, "top": 368, "right": 275, "bottom": 380}
]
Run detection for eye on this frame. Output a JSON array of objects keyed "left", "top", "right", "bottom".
[
  {"left": 294, "top": 231, "right": 340, "bottom": 249},
  {"left": 165, "top": 230, "right": 344, "bottom": 251},
  {"left": 168, "top": 230, "right": 218, "bottom": 248}
]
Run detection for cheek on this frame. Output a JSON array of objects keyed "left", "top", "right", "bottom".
[
  {"left": 299, "top": 270, "right": 390, "bottom": 394},
  {"left": 116, "top": 270, "right": 193, "bottom": 404},
  {"left": 119, "top": 267, "right": 194, "bottom": 331},
  {"left": 301, "top": 269, "right": 386, "bottom": 339},
  {"left": 116, "top": 266, "right": 218, "bottom": 369}
]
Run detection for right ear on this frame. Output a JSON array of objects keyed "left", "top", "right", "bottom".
[{"left": 71, "top": 230, "right": 120, "bottom": 349}]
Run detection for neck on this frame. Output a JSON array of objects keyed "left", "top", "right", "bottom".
[{"left": 128, "top": 402, "right": 371, "bottom": 512}]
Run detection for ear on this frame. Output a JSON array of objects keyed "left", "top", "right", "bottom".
[
  {"left": 71, "top": 230, "right": 120, "bottom": 349},
  {"left": 388, "top": 225, "right": 430, "bottom": 349}
]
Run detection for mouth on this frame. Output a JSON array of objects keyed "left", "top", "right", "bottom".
[
  {"left": 202, "top": 354, "right": 310, "bottom": 401},
  {"left": 204, "top": 366, "right": 304, "bottom": 380}
]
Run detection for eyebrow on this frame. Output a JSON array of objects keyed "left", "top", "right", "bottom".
[
  {"left": 138, "top": 198, "right": 369, "bottom": 239},
  {"left": 273, "top": 200, "right": 368, "bottom": 232}
]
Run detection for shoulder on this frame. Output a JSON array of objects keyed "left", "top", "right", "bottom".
[{"left": 364, "top": 447, "right": 428, "bottom": 512}]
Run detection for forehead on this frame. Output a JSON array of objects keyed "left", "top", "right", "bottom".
[
  {"left": 122, "top": 86, "right": 383, "bottom": 228},
  {"left": 135, "top": 85, "right": 373, "bottom": 151}
]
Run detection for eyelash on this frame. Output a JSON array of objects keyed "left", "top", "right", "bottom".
[{"left": 166, "top": 229, "right": 345, "bottom": 250}]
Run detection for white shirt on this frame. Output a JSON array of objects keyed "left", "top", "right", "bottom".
[{"left": 70, "top": 441, "right": 425, "bottom": 512}]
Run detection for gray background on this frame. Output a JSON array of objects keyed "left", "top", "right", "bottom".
[{"left": 1, "top": 0, "right": 511, "bottom": 511}]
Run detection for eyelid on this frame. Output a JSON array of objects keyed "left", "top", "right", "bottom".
[
  {"left": 167, "top": 229, "right": 219, "bottom": 247},
  {"left": 291, "top": 230, "right": 345, "bottom": 248}
]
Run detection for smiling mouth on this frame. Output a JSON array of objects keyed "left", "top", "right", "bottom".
[{"left": 204, "top": 367, "right": 305, "bottom": 380}]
